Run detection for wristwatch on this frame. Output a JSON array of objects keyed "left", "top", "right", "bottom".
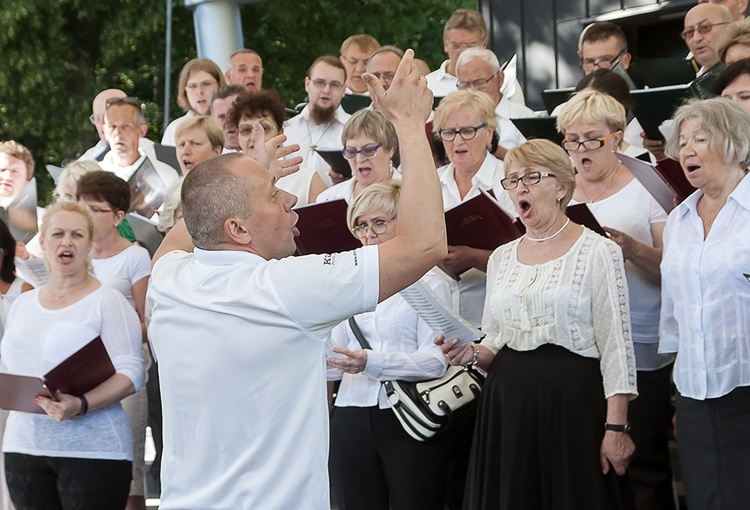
[{"left": 604, "top": 422, "right": 632, "bottom": 433}]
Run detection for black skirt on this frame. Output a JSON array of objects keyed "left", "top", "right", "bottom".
[{"left": 463, "top": 344, "right": 634, "bottom": 510}]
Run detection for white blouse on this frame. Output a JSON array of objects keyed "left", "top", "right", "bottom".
[
  {"left": 327, "top": 270, "right": 450, "bottom": 409},
  {"left": 659, "top": 174, "right": 750, "bottom": 400},
  {"left": 481, "top": 229, "right": 638, "bottom": 399}
]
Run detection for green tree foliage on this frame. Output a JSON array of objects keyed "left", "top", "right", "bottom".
[{"left": 0, "top": 0, "right": 473, "bottom": 203}]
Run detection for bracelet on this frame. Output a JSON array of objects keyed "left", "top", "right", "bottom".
[
  {"left": 465, "top": 343, "right": 479, "bottom": 368},
  {"left": 77, "top": 395, "right": 89, "bottom": 416}
]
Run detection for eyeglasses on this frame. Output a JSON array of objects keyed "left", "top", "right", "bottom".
[
  {"left": 446, "top": 41, "right": 481, "bottom": 52},
  {"left": 580, "top": 49, "right": 626, "bottom": 70},
  {"left": 352, "top": 218, "right": 392, "bottom": 238},
  {"left": 457, "top": 75, "right": 496, "bottom": 90},
  {"left": 500, "top": 171, "right": 556, "bottom": 190},
  {"left": 680, "top": 21, "right": 730, "bottom": 40},
  {"left": 238, "top": 124, "right": 278, "bottom": 137},
  {"left": 561, "top": 131, "right": 619, "bottom": 151},
  {"left": 438, "top": 123, "right": 486, "bottom": 142},
  {"left": 342, "top": 144, "right": 382, "bottom": 159},
  {"left": 310, "top": 79, "right": 344, "bottom": 90},
  {"left": 105, "top": 96, "right": 141, "bottom": 109},
  {"left": 185, "top": 80, "right": 218, "bottom": 92}
]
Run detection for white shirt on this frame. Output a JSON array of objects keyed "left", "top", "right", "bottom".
[
  {"left": 438, "top": 152, "right": 514, "bottom": 327},
  {"left": 426, "top": 59, "right": 526, "bottom": 105},
  {"left": 482, "top": 229, "right": 638, "bottom": 398},
  {"left": 327, "top": 270, "right": 450, "bottom": 408},
  {"left": 659, "top": 174, "right": 750, "bottom": 400},
  {"left": 147, "top": 246, "right": 380, "bottom": 510},
  {"left": 161, "top": 111, "right": 195, "bottom": 147},
  {"left": 92, "top": 244, "right": 151, "bottom": 310},
  {"left": 282, "top": 105, "right": 351, "bottom": 205},
  {"left": 1, "top": 286, "right": 143, "bottom": 460},
  {"left": 495, "top": 96, "right": 533, "bottom": 151},
  {"left": 571, "top": 178, "right": 671, "bottom": 371}
]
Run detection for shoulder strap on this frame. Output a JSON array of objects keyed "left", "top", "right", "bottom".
[{"left": 347, "top": 317, "right": 372, "bottom": 350}]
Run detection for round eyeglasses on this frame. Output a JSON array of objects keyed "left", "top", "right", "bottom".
[
  {"left": 500, "top": 171, "right": 556, "bottom": 190},
  {"left": 342, "top": 144, "right": 382, "bottom": 160},
  {"left": 352, "top": 218, "right": 391, "bottom": 238},
  {"left": 438, "top": 123, "right": 487, "bottom": 142}
]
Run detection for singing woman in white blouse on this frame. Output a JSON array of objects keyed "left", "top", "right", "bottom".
[
  {"left": 660, "top": 98, "right": 750, "bottom": 510},
  {"left": 438, "top": 139, "right": 638, "bottom": 510},
  {"left": 327, "top": 181, "right": 451, "bottom": 510}
]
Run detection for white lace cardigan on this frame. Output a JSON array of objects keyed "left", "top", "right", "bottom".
[{"left": 481, "top": 228, "right": 638, "bottom": 399}]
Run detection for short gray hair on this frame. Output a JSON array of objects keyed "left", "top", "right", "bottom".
[
  {"left": 455, "top": 47, "right": 500, "bottom": 74},
  {"left": 665, "top": 97, "right": 750, "bottom": 167},
  {"left": 181, "top": 153, "right": 255, "bottom": 248}
]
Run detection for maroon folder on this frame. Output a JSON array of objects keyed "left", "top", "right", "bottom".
[
  {"left": 619, "top": 152, "right": 695, "bottom": 213},
  {"left": 445, "top": 189, "right": 524, "bottom": 251},
  {"left": 293, "top": 199, "right": 361, "bottom": 255},
  {"left": 0, "top": 336, "right": 114, "bottom": 413}
]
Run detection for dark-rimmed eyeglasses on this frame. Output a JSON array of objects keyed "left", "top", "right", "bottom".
[
  {"left": 342, "top": 144, "right": 382, "bottom": 160},
  {"left": 457, "top": 75, "right": 496, "bottom": 90},
  {"left": 438, "top": 123, "right": 487, "bottom": 142},
  {"left": 580, "top": 49, "right": 626, "bottom": 70},
  {"left": 561, "top": 131, "right": 619, "bottom": 152},
  {"left": 500, "top": 171, "right": 556, "bottom": 190},
  {"left": 352, "top": 218, "right": 392, "bottom": 238},
  {"left": 681, "top": 21, "right": 729, "bottom": 40}
]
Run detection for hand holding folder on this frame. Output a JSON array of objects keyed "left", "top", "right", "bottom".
[{"left": 0, "top": 337, "right": 115, "bottom": 414}]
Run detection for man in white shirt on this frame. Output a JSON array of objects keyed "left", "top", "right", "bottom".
[
  {"left": 99, "top": 97, "right": 179, "bottom": 189},
  {"left": 455, "top": 48, "right": 533, "bottom": 160},
  {"left": 340, "top": 34, "right": 380, "bottom": 95},
  {"left": 426, "top": 8, "right": 525, "bottom": 105},
  {"left": 81, "top": 88, "right": 155, "bottom": 162},
  {"left": 210, "top": 84, "right": 249, "bottom": 153},
  {"left": 146, "top": 49, "right": 447, "bottom": 510},
  {"left": 224, "top": 49, "right": 263, "bottom": 93},
  {"left": 283, "top": 55, "right": 351, "bottom": 203}
]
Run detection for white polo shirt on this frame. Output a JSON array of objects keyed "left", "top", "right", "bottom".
[{"left": 147, "top": 246, "right": 379, "bottom": 510}]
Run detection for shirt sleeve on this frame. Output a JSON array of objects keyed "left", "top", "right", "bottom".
[
  {"left": 591, "top": 239, "right": 638, "bottom": 399},
  {"left": 127, "top": 245, "right": 152, "bottom": 285},
  {"left": 658, "top": 218, "right": 680, "bottom": 354},
  {"left": 100, "top": 288, "right": 144, "bottom": 391},
  {"left": 266, "top": 246, "right": 380, "bottom": 338}
]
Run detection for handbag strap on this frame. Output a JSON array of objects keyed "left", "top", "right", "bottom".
[{"left": 348, "top": 317, "right": 372, "bottom": 350}]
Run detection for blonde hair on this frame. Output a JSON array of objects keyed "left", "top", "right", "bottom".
[
  {"left": 718, "top": 18, "right": 750, "bottom": 63},
  {"left": 505, "top": 139, "right": 577, "bottom": 209},
  {"left": 432, "top": 90, "right": 498, "bottom": 133},
  {"left": 346, "top": 180, "right": 401, "bottom": 234},
  {"left": 340, "top": 34, "right": 380, "bottom": 55},
  {"left": 41, "top": 202, "right": 95, "bottom": 275},
  {"left": 54, "top": 160, "right": 103, "bottom": 202},
  {"left": 557, "top": 90, "right": 627, "bottom": 134},
  {"left": 342, "top": 109, "right": 398, "bottom": 152},
  {"left": 175, "top": 115, "right": 225, "bottom": 150},
  {"left": 444, "top": 9, "right": 487, "bottom": 40}
]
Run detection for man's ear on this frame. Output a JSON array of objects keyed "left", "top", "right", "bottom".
[
  {"left": 225, "top": 69, "right": 232, "bottom": 84},
  {"left": 620, "top": 52, "right": 632, "bottom": 70},
  {"left": 223, "top": 217, "right": 252, "bottom": 245},
  {"left": 139, "top": 123, "right": 148, "bottom": 138}
]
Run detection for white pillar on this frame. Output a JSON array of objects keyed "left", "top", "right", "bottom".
[{"left": 184, "top": 0, "right": 246, "bottom": 73}]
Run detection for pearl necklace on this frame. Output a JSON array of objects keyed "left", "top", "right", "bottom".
[{"left": 525, "top": 218, "right": 570, "bottom": 242}]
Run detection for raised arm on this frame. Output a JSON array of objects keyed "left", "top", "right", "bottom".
[{"left": 367, "top": 49, "right": 448, "bottom": 302}]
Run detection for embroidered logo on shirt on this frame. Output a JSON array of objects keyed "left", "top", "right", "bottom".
[{"left": 323, "top": 254, "right": 333, "bottom": 266}]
